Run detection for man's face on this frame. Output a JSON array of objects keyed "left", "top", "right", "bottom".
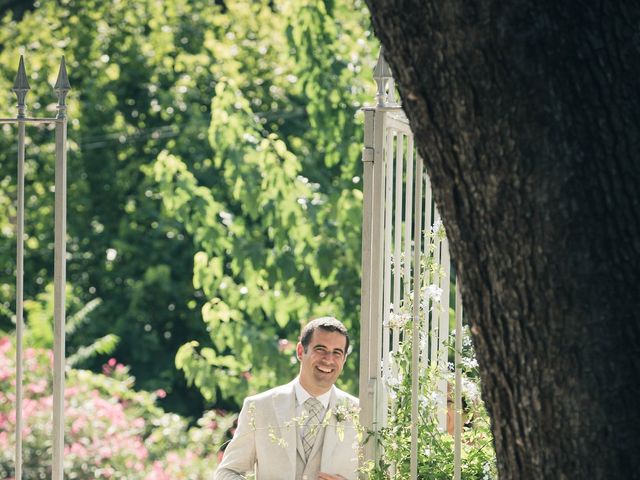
[{"left": 297, "top": 328, "right": 348, "bottom": 396}]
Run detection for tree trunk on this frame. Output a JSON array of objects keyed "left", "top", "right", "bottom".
[{"left": 365, "top": 1, "right": 640, "bottom": 478}]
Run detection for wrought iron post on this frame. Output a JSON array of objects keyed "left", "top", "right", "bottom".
[
  {"left": 1, "top": 55, "right": 70, "bottom": 480},
  {"left": 53, "top": 57, "right": 70, "bottom": 480},
  {"left": 12, "top": 53, "right": 29, "bottom": 480}
]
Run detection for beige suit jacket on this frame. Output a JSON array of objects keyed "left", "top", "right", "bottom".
[{"left": 214, "top": 380, "right": 360, "bottom": 480}]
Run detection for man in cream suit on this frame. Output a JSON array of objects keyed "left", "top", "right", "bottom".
[{"left": 215, "top": 317, "right": 360, "bottom": 480}]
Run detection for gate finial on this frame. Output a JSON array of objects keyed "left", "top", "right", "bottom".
[
  {"left": 373, "top": 47, "right": 392, "bottom": 107},
  {"left": 12, "top": 56, "right": 30, "bottom": 118},
  {"left": 54, "top": 57, "right": 71, "bottom": 119}
]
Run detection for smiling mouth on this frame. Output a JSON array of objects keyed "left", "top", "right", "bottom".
[{"left": 316, "top": 366, "right": 333, "bottom": 374}]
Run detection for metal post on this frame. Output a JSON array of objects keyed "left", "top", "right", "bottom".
[
  {"left": 1, "top": 55, "right": 70, "bottom": 480},
  {"left": 12, "top": 54, "right": 30, "bottom": 480},
  {"left": 52, "top": 57, "right": 70, "bottom": 480}
]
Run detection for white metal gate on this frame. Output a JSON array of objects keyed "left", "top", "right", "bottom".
[
  {"left": 1, "top": 56, "right": 70, "bottom": 480},
  {"left": 358, "top": 49, "right": 464, "bottom": 479}
]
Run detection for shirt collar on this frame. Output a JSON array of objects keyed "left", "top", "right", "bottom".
[{"left": 294, "top": 376, "right": 332, "bottom": 410}]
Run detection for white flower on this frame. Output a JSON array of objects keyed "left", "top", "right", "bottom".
[
  {"left": 383, "top": 371, "right": 401, "bottom": 389},
  {"left": 386, "top": 311, "right": 411, "bottom": 330},
  {"left": 431, "top": 220, "right": 443, "bottom": 236},
  {"left": 463, "top": 357, "right": 479, "bottom": 369},
  {"left": 425, "top": 284, "right": 443, "bottom": 303}
]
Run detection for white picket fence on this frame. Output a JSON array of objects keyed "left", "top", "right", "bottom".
[{"left": 358, "top": 49, "right": 464, "bottom": 480}]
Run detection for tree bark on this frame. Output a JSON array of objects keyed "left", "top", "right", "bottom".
[{"left": 365, "top": 1, "right": 640, "bottom": 478}]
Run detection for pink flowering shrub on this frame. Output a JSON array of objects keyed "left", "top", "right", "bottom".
[{"left": 0, "top": 336, "right": 235, "bottom": 479}]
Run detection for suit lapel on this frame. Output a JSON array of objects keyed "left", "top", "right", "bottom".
[{"left": 273, "top": 382, "right": 298, "bottom": 472}]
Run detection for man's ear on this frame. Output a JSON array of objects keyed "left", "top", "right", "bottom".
[{"left": 296, "top": 342, "right": 304, "bottom": 361}]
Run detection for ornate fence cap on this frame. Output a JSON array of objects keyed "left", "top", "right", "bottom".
[
  {"left": 54, "top": 57, "right": 71, "bottom": 118},
  {"left": 12, "top": 55, "right": 30, "bottom": 117},
  {"left": 373, "top": 47, "right": 399, "bottom": 107},
  {"left": 54, "top": 57, "right": 71, "bottom": 93},
  {"left": 373, "top": 47, "right": 393, "bottom": 81},
  {"left": 373, "top": 48, "right": 392, "bottom": 107}
]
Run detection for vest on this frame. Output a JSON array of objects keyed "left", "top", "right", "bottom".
[{"left": 295, "top": 420, "right": 327, "bottom": 480}]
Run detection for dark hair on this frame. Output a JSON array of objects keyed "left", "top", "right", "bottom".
[{"left": 300, "top": 317, "right": 350, "bottom": 354}]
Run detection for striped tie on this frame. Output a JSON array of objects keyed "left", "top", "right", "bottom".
[{"left": 302, "top": 397, "right": 324, "bottom": 458}]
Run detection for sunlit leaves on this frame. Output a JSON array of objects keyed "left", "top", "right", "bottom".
[{"left": 1, "top": 0, "right": 377, "bottom": 413}]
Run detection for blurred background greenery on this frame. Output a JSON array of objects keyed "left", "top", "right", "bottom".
[{"left": 0, "top": 0, "right": 377, "bottom": 420}]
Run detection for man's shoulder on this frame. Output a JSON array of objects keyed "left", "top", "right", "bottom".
[
  {"left": 243, "top": 380, "right": 295, "bottom": 405},
  {"left": 334, "top": 386, "right": 359, "bottom": 405}
]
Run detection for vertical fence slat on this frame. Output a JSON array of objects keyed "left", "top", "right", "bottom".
[
  {"left": 381, "top": 129, "right": 394, "bottom": 427},
  {"left": 422, "top": 171, "right": 433, "bottom": 368},
  {"left": 358, "top": 108, "right": 376, "bottom": 468},
  {"left": 430, "top": 210, "right": 442, "bottom": 367},
  {"left": 454, "top": 284, "right": 463, "bottom": 480},
  {"left": 437, "top": 236, "right": 451, "bottom": 430},
  {"left": 392, "top": 133, "right": 403, "bottom": 354},
  {"left": 410, "top": 154, "right": 424, "bottom": 480},
  {"left": 367, "top": 105, "right": 387, "bottom": 464},
  {"left": 402, "top": 135, "right": 414, "bottom": 336}
]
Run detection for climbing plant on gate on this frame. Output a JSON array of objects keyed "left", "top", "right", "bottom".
[{"left": 361, "top": 223, "right": 497, "bottom": 479}]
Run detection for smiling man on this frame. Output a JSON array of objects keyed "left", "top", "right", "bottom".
[{"left": 214, "top": 317, "right": 360, "bottom": 480}]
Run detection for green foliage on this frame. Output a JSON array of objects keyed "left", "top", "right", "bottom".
[
  {"left": 153, "top": 0, "right": 376, "bottom": 406},
  {"left": 20, "top": 282, "right": 117, "bottom": 368},
  {"left": 0, "top": 0, "right": 221, "bottom": 415},
  {"left": 0, "top": 0, "right": 376, "bottom": 415}
]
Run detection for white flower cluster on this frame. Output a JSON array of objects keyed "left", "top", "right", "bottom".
[
  {"left": 383, "top": 303, "right": 411, "bottom": 330},
  {"left": 424, "top": 284, "right": 443, "bottom": 303},
  {"left": 382, "top": 357, "right": 403, "bottom": 394},
  {"left": 431, "top": 219, "right": 443, "bottom": 236}
]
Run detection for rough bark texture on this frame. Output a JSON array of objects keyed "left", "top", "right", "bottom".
[{"left": 365, "top": 1, "right": 640, "bottom": 478}]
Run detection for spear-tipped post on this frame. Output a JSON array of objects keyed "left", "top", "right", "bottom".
[
  {"left": 12, "top": 54, "right": 30, "bottom": 480},
  {"left": 373, "top": 48, "right": 392, "bottom": 107},
  {"left": 54, "top": 57, "right": 71, "bottom": 120},
  {"left": 52, "top": 55, "right": 69, "bottom": 480},
  {"left": 12, "top": 56, "right": 30, "bottom": 119}
]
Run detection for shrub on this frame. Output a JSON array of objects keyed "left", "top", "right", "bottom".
[{"left": 0, "top": 336, "right": 235, "bottom": 479}]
